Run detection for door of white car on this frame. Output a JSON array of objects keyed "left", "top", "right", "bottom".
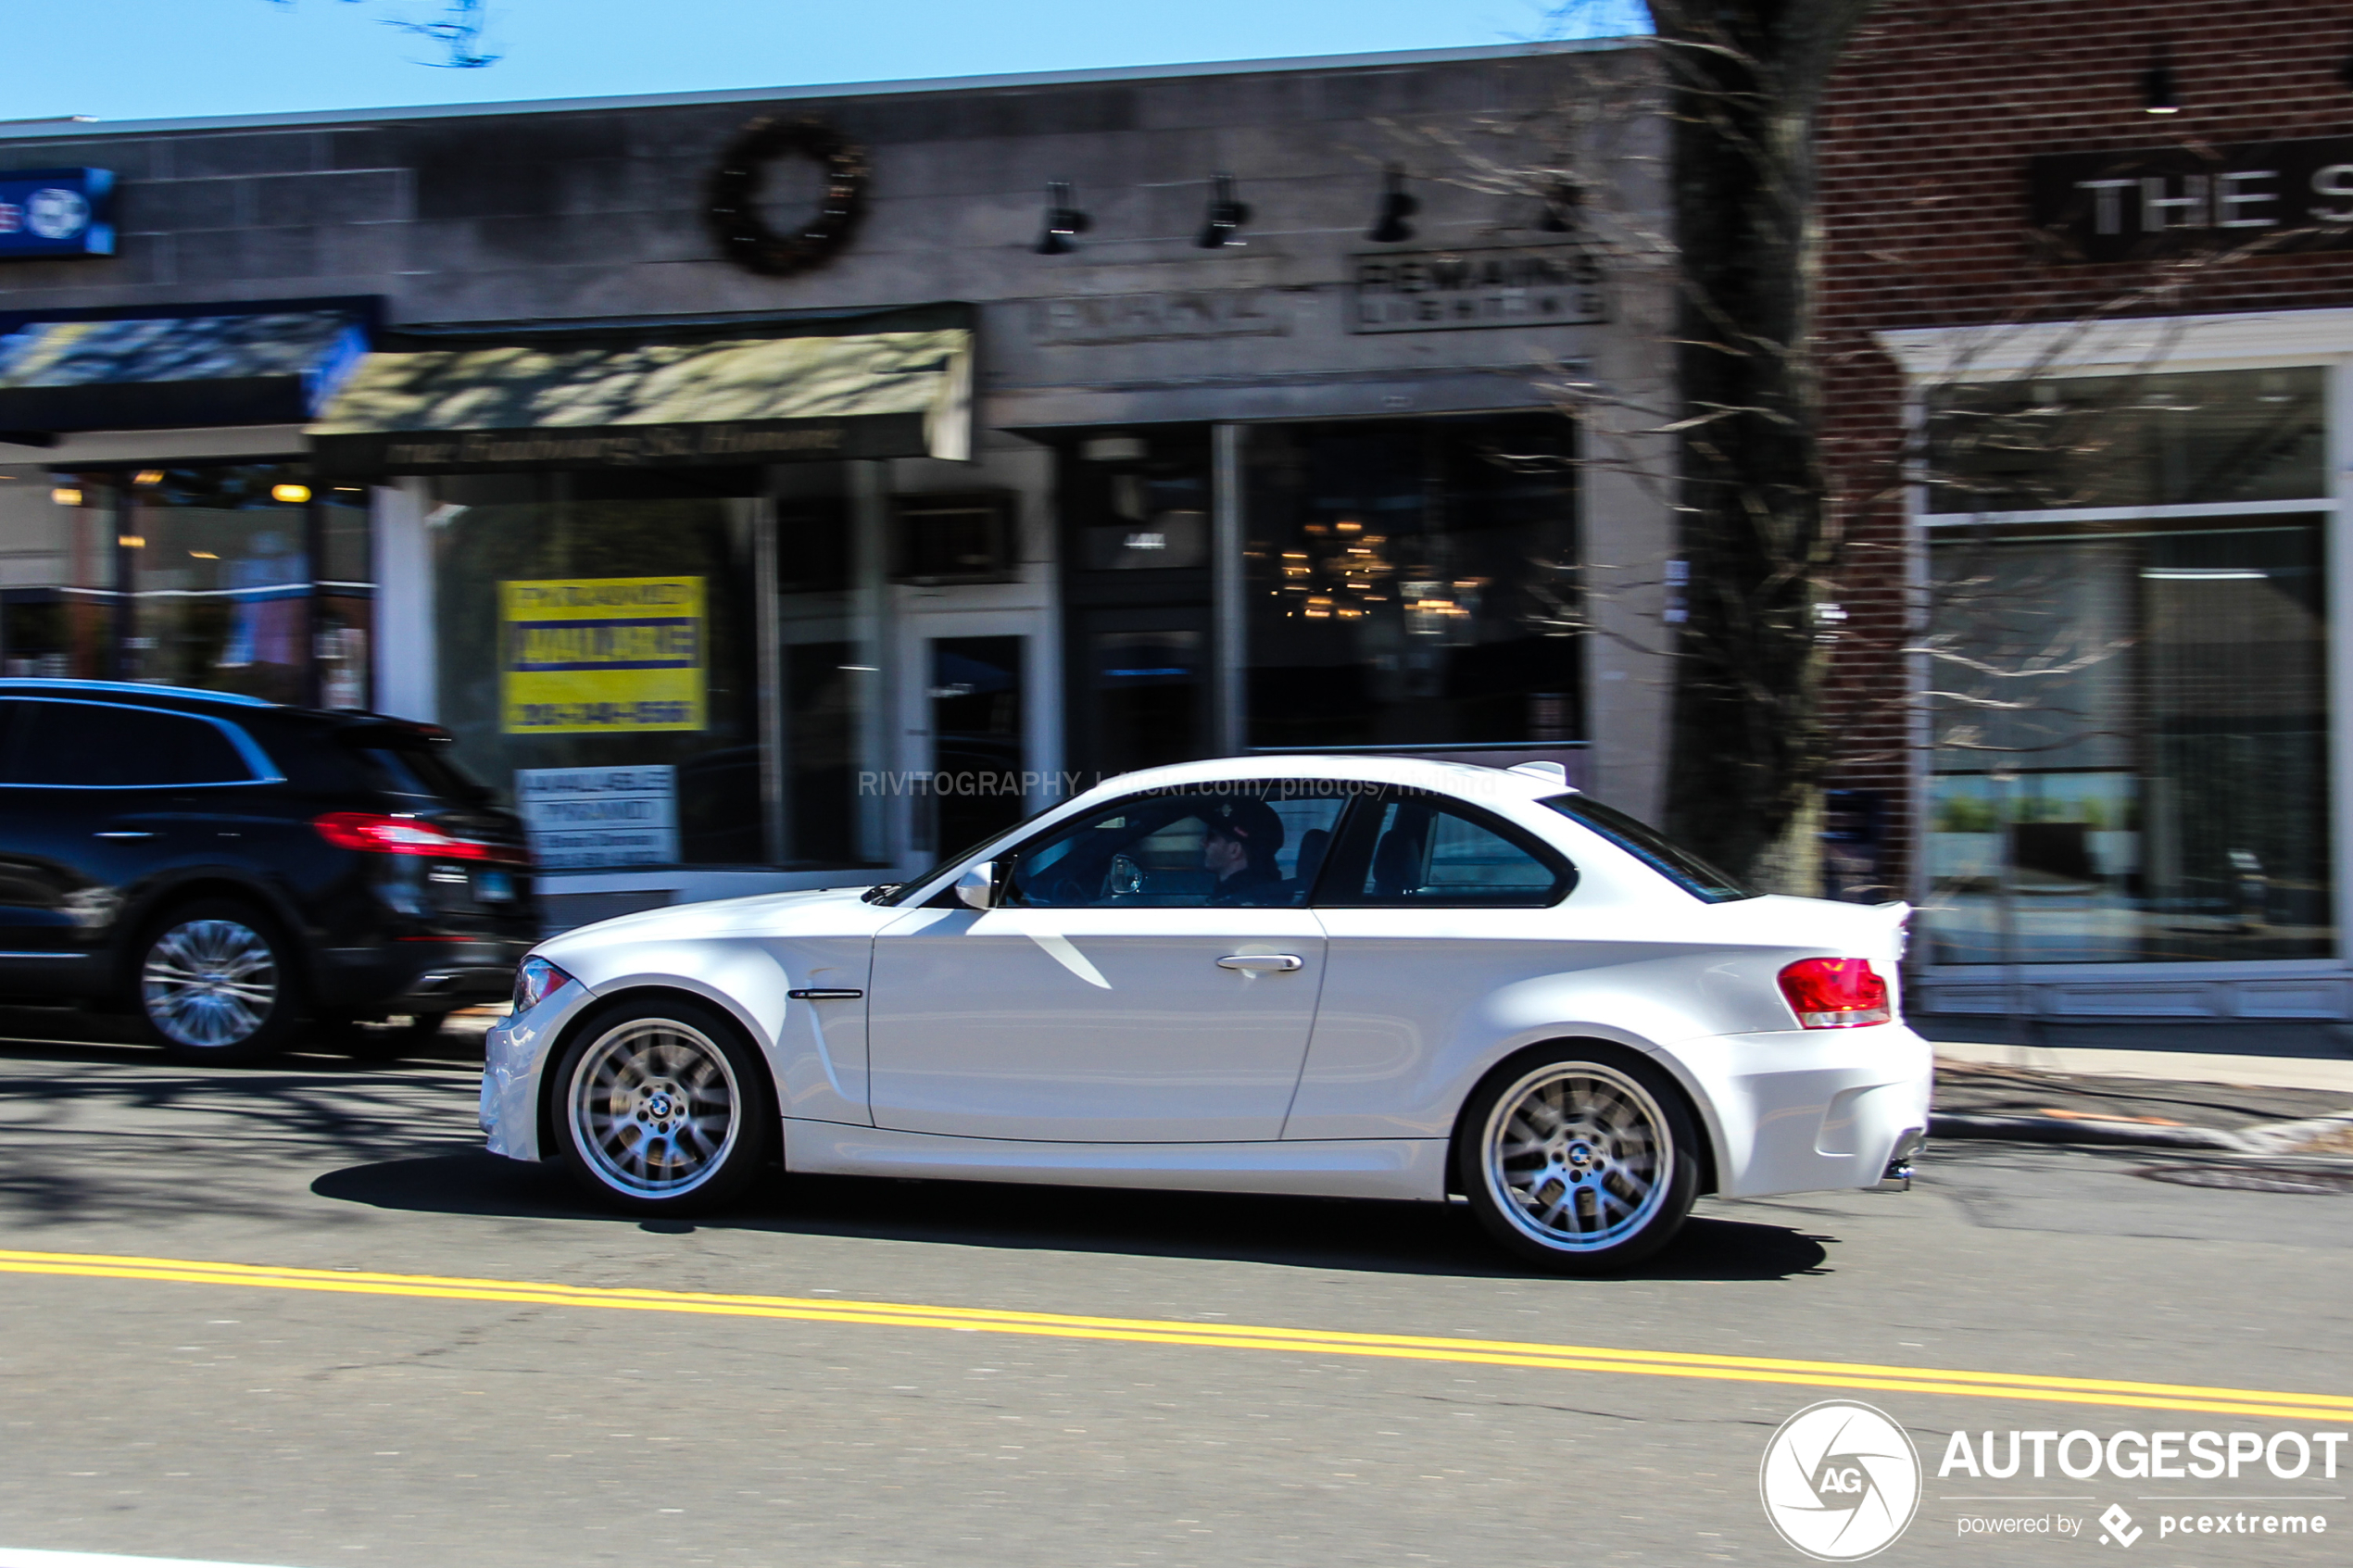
[
  {"left": 1284, "top": 788, "right": 1587, "bottom": 1140},
  {"left": 866, "top": 784, "right": 1350, "bottom": 1142}
]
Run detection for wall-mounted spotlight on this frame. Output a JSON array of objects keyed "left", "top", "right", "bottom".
[
  {"left": 1365, "top": 166, "right": 1417, "bottom": 244},
  {"left": 1035, "top": 181, "right": 1089, "bottom": 256},
  {"left": 2143, "top": 62, "right": 2180, "bottom": 113},
  {"left": 1195, "top": 172, "right": 1250, "bottom": 249}
]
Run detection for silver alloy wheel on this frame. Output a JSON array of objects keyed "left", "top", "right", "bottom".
[
  {"left": 1480, "top": 1061, "right": 1674, "bottom": 1252},
  {"left": 566, "top": 1018, "right": 743, "bottom": 1198},
  {"left": 141, "top": 917, "right": 280, "bottom": 1049}
]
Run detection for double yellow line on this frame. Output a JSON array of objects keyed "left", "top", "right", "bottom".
[{"left": 1, "top": 1247, "right": 2346, "bottom": 1424}]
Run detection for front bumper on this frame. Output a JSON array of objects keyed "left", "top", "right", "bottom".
[
  {"left": 480, "top": 978, "right": 603, "bottom": 1160},
  {"left": 1668, "top": 1022, "right": 1933, "bottom": 1199}
]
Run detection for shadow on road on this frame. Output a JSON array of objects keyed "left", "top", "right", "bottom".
[{"left": 311, "top": 1152, "right": 1833, "bottom": 1283}]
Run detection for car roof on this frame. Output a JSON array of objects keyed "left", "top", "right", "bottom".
[
  {"left": 0, "top": 680, "right": 437, "bottom": 734},
  {"left": 0, "top": 678, "right": 283, "bottom": 712},
  {"left": 1068, "top": 753, "right": 1572, "bottom": 809}
]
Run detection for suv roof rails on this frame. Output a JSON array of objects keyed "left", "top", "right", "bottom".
[{"left": 0, "top": 678, "right": 279, "bottom": 709}]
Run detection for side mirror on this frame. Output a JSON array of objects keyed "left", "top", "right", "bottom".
[{"left": 954, "top": 861, "right": 997, "bottom": 910}]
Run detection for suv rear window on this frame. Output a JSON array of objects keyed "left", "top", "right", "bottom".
[
  {"left": 1542, "top": 795, "right": 1755, "bottom": 903},
  {"left": 353, "top": 742, "right": 493, "bottom": 804}
]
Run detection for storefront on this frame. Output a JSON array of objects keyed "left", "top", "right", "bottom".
[
  {"left": 1881, "top": 317, "right": 2347, "bottom": 1018},
  {"left": 1818, "top": 0, "right": 2353, "bottom": 1019},
  {"left": 0, "top": 43, "right": 1675, "bottom": 930}
]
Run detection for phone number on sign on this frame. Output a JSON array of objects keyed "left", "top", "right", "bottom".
[{"left": 511, "top": 701, "right": 698, "bottom": 728}]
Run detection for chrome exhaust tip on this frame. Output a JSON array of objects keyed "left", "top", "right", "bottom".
[{"left": 1874, "top": 1130, "right": 1926, "bottom": 1193}]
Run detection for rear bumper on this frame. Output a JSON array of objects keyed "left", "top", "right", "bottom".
[
  {"left": 313, "top": 937, "right": 533, "bottom": 1012},
  {"left": 1668, "top": 1022, "right": 1933, "bottom": 1199}
]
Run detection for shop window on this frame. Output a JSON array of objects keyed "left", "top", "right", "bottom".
[
  {"left": 1924, "top": 515, "right": 2331, "bottom": 964},
  {"left": 890, "top": 494, "right": 1017, "bottom": 584},
  {"left": 1927, "top": 368, "right": 2325, "bottom": 514},
  {"left": 1243, "top": 415, "right": 1579, "bottom": 750},
  {"left": 44, "top": 465, "right": 369, "bottom": 708},
  {"left": 1063, "top": 433, "right": 1212, "bottom": 572},
  {"left": 430, "top": 470, "right": 764, "bottom": 871}
]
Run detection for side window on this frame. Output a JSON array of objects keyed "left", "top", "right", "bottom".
[
  {"left": 1333, "top": 797, "right": 1574, "bottom": 908},
  {"left": 4, "top": 704, "right": 255, "bottom": 787},
  {"left": 1003, "top": 786, "right": 1350, "bottom": 909}
]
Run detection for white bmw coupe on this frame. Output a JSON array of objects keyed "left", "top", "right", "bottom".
[{"left": 483, "top": 757, "right": 1930, "bottom": 1272}]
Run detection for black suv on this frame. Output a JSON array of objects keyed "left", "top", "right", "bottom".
[{"left": 0, "top": 680, "right": 536, "bottom": 1062}]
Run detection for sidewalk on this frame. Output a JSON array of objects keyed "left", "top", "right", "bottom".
[
  {"left": 1919, "top": 1016, "right": 2353, "bottom": 1094},
  {"left": 1920, "top": 1018, "right": 2353, "bottom": 1153}
]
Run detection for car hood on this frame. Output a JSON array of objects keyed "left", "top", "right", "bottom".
[{"left": 538, "top": 884, "right": 887, "bottom": 959}]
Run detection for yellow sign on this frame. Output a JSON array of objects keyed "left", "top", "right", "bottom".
[{"left": 500, "top": 576, "right": 706, "bottom": 734}]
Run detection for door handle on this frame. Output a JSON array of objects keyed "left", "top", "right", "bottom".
[
  {"left": 1216, "top": 953, "right": 1302, "bottom": 972},
  {"left": 94, "top": 831, "right": 156, "bottom": 840}
]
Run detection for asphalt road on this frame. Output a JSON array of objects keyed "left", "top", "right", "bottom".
[{"left": 0, "top": 1022, "right": 2345, "bottom": 1568}]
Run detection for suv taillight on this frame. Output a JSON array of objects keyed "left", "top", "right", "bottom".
[
  {"left": 313, "top": 811, "right": 525, "bottom": 865},
  {"left": 1778, "top": 958, "right": 1893, "bottom": 1029}
]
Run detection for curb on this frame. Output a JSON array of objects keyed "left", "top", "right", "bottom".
[{"left": 1927, "top": 1112, "right": 2243, "bottom": 1150}]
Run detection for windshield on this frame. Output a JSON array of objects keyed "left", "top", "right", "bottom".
[
  {"left": 1542, "top": 795, "right": 1755, "bottom": 903},
  {"left": 863, "top": 799, "right": 1071, "bottom": 906}
]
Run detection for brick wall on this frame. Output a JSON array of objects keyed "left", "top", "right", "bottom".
[{"left": 1815, "top": 0, "right": 2353, "bottom": 897}]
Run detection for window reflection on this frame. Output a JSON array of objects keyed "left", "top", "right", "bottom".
[
  {"left": 1928, "top": 368, "right": 2325, "bottom": 513},
  {"left": 1924, "top": 517, "right": 2331, "bottom": 963},
  {"left": 1244, "top": 416, "right": 1579, "bottom": 748},
  {"left": 431, "top": 470, "right": 762, "bottom": 868}
]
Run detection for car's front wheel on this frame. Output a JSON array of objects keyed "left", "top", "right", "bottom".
[
  {"left": 136, "top": 899, "right": 303, "bottom": 1065},
  {"left": 1458, "top": 1047, "right": 1700, "bottom": 1273},
  {"left": 550, "top": 997, "right": 772, "bottom": 1215}
]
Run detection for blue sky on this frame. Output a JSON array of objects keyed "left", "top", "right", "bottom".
[{"left": 14, "top": 1, "right": 1645, "bottom": 125}]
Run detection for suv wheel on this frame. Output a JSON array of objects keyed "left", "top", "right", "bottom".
[
  {"left": 136, "top": 899, "right": 302, "bottom": 1065},
  {"left": 550, "top": 997, "right": 772, "bottom": 1215},
  {"left": 1458, "top": 1046, "right": 1700, "bottom": 1274}
]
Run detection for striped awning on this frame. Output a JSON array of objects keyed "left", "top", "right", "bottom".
[
  {"left": 0, "top": 309, "right": 368, "bottom": 435},
  {"left": 307, "top": 327, "right": 972, "bottom": 475}
]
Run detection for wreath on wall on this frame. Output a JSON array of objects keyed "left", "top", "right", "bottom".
[{"left": 706, "top": 117, "right": 870, "bottom": 277}]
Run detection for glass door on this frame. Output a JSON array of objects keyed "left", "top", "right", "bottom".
[{"left": 927, "top": 633, "right": 1027, "bottom": 856}]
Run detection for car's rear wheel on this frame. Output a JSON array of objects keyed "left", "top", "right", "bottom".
[
  {"left": 1458, "top": 1047, "right": 1699, "bottom": 1273},
  {"left": 136, "top": 899, "right": 302, "bottom": 1066},
  {"left": 550, "top": 997, "right": 771, "bottom": 1215}
]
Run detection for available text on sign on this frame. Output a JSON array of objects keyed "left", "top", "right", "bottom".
[{"left": 499, "top": 576, "right": 706, "bottom": 735}]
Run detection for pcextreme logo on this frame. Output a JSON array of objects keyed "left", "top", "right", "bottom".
[{"left": 1760, "top": 1400, "right": 1925, "bottom": 1561}]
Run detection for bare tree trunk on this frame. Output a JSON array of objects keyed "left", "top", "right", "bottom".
[{"left": 1651, "top": 0, "right": 1876, "bottom": 893}]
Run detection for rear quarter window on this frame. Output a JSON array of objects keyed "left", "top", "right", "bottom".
[
  {"left": 1542, "top": 795, "right": 1755, "bottom": 903},
  {"left": 3, "top": 702, "right": 258, "bottom": 787}
]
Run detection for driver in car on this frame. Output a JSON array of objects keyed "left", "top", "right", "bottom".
[{"left": 1202, "top": 797, "right": 1288, "bottom": 906}]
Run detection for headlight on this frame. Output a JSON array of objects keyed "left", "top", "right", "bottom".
[{"left": 512, "top": 956, "right": 575, "bottom": 1014}]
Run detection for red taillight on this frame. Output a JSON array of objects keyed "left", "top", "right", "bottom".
[
  {"left": 313, "top": 811, "right": 524, "bottom": 865},
  {"left": 1778, "top": 957, "right": 1894, "bottom": 1029}
]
